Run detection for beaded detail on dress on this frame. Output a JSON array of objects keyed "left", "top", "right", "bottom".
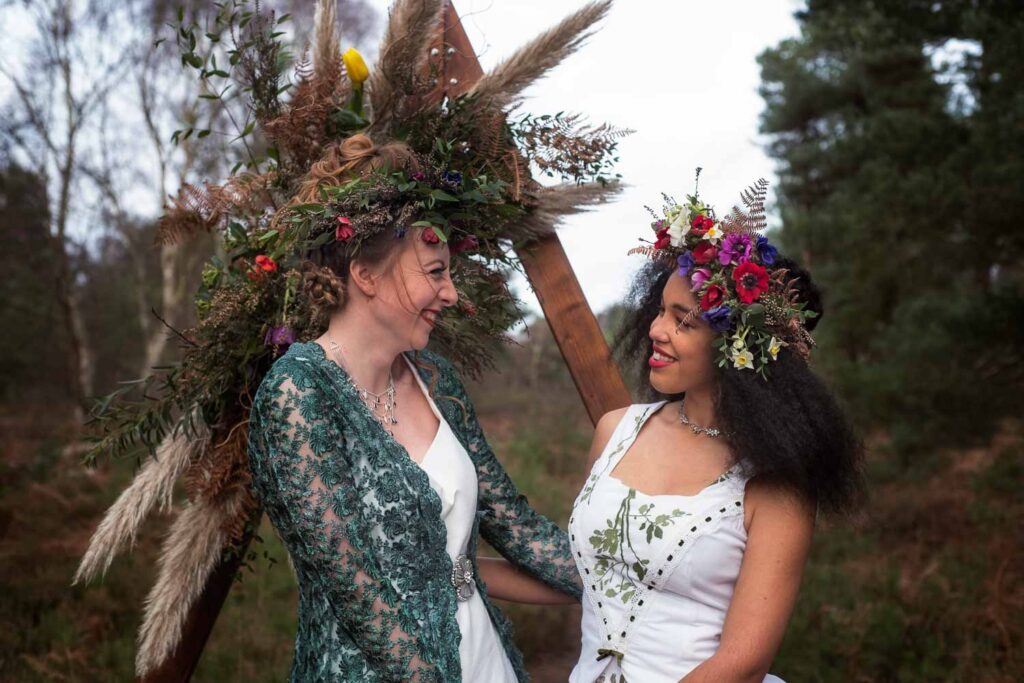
[{"left": 569, "top": 402, "right": 753, "bottom": 683}]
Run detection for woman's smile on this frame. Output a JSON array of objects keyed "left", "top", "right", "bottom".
[
  {"left": 421, "top": 308, "right": 441, "bottom": 327},
  {"left": 649, "top": 343, "right": 678, "bottom": 368}
]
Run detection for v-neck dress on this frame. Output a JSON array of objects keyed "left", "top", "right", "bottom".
[
  {"left": 568, "top": 402, "right": 785, "bottom": 683},
  {"left": 404, "top": 357, "right": 518, "bottom": 683}
]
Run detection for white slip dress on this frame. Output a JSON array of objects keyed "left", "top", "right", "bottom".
[
  {"left": 404, "top": 357, "right": 519, "bottom": 683},
  {"left": 569, "top": 402, "right": 786, "bottom": 683}
]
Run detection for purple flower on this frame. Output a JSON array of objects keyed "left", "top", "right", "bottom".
[
  {"left": 264, "top": 325, "right": 296, "bottom": 356},
  {"left": 719, "top": 234, "right": 753, "bottom": 266},
  {"left": 411, "top": 172, "right": 426, "bottom": 182},
  {"left": 690, "top": 267, "right": 712, "bottom": 292},
  {"left": 677, "top": 252, "right": 695, "bottom": 277},
  {"left": 652, "top": 219, "right": 667, "bottom": 231},
  {"left": 756, "top": 235, "right": 778, "bottom": 265},
  {"left": 701, "top": 305, "right": 733, "bottom": 333},
  {"left": 442, "top": 170, "right": 463, "bottom": 186}
]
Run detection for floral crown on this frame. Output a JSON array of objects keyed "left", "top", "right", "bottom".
[
  {"left": 281, "top": 145, "right": 520, "bottom": 258},
  {"left": 631, "top": 174, "right": 815, "bottom": 376}
]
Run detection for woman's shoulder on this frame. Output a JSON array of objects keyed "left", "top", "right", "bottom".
[{"left": 253, "top": 342, "right": 326, "bottom": 407}]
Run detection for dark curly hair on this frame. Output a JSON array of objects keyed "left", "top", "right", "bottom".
[{"left": 612, "top": 258, "right": 865, "bottom": 517}]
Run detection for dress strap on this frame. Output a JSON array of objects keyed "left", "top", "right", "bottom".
[{"left": 597, "top": 403, "right": 665, "bottom": 473}]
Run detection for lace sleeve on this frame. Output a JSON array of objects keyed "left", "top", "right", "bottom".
[
  {"left": 249, "top": 366, "right": 438, "bottom": 682},
  {"left": 437, "top": 361, "right": 583, "bottom": 600}
]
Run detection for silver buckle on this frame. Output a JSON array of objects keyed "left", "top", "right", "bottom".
[{"left": 451, "top": 554, "right": 475, "bottom": 601}]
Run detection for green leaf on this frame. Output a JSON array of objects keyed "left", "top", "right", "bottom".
[
  {"left": 256, "top": 229, "right": 278, "bottom": 245},
  {"left": 309, "top": 231, "right": 334, "bottom": 248},
  {"left": 430, "top": 189, "right": 458, "bottom": 203},
  {"left": 196, "top": 129, "right": 211, "bottom": 138}
]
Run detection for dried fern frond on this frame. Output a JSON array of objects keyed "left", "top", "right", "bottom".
[
  {"left": 134, "top": 484, "right": 257, "bottom": 677},
  {"left": 73, "top": 415, "right": 210, "bottom": 585},
  {"left": 367, "top": 0, "right": 444, "bottom": 136},
  {"left": 627, "top": 244, "right": 660, "bottom": 258},
  {"left": 261, "top": 40, "right": 353, "bottom": 181},
  {"left": 468, "top": 0, "right": 611, "bottom": 110},
  {"left": 155, "top": 173, "right": 279, "bottom": 245},
  {"left": 184, "top": 419, "right": 251, "bottom": 513},
  {"left": 721, "top": 177, "right": 769, "bottom": 236},
  {"left": 513, "top": 112, "right": 633, "bottom": 184}
]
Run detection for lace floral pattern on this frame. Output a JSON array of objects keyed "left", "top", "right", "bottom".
[{"left": 248, "top": 342, "right": 581, "bottom": 682}]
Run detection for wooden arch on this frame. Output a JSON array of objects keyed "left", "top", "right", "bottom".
[{"left": 139, "top": 3, "right": 630, "bottom": 680}]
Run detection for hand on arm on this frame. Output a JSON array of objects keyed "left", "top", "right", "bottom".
[
  {"left": 251, "top": 371, "right": 437, "bottom": 683},
  {"left": 441, "top": 363, "right": 583, "bottom": 600},
  {"left": 679, "top": 481, "right": 814, "bottom": 683},
  {"left": 477, "top": 557, "right": 578, "bottom": 604}
]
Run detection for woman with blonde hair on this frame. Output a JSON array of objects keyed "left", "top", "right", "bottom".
[{"left": 248, "top": 134, "right": 582, "bottom": 682}]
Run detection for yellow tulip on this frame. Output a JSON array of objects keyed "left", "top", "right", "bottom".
[{"left": 342, "top": 48, "right": 369, "bottom": 86}]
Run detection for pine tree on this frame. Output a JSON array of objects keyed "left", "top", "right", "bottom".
[{"left": 759, "top": 0, "right": 1024, "bottom": 457}]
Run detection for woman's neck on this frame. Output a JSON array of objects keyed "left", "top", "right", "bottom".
[
  {"left": 321, "top": 312, "right": 405, "bottom": 393},
  {"left": 681, "top": 385, "right": 718, "bottom": 430}
]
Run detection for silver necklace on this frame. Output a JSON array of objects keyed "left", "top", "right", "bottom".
[
  {"left": 678, "top": 402, "right": 722, "bottom": 438},
  {"left": 326, "top": 336, "right": 399, "bottom": 433}
]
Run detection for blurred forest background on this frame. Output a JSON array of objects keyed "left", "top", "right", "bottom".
[{"left": 1, "top": 0, "right": 1022, "bottom": 681}]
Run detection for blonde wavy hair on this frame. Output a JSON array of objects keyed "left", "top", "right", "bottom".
[
  {"left": 294, "top": 134, "right": 422, "bottom": 322},
  {"left": 292, "top": 133, "right": 421, "bottom": 204}
]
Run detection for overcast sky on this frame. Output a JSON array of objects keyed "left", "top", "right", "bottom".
[
  {"left": 1, "top": 0, "right": 803, "bottom": 318},
  {"left": 364, "top": 0, "right": 803, "bottom": 316}
]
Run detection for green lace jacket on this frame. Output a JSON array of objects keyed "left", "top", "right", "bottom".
[{"left": 247, "top": 341, "right": 582, "bottom": 682}]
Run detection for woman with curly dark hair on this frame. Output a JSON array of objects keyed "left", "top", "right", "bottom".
[{"left": 562, "top": 186, "right": 865, "bottom": 683}]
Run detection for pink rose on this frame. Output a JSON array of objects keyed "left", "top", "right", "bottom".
[{"left": 335, "top": 216, "right": 355, "bottom": 241}]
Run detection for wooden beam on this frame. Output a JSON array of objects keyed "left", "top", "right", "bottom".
[
  {"left": 437, "top": 1, "right": 631, "bottom": 423},
  {"left": 517, "top": 237, "right": 632, "bottom": 423}
]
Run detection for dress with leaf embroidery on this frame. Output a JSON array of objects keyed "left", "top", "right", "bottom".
[
  {"left": 569, "top": 403, "right": 785, "bottom": 683},
  {"left": 247, "top": 342, "right": 581, "bottom": 682}
]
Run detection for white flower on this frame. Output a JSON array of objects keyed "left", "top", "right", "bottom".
[
  {"left": 768, "top": 336, "right": 786, "bottom": 361},
  {"left": 667, "top": 205, "right": 691, "bottom": 247},
  {"left": 731, "top": 348, "right": 755, "bottom": 370},
  {"left": 731, "top": 336, "right": 746, "bottom": 351},
  {"left": 704, "top": 223, "right": 723, "bottom": 243}
]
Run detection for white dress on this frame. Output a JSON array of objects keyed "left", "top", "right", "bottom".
[
  {"left": 405, "top": 357, "right": 519, "bottom": 683},
  {"left": 569, "top": 402, "right": 785, "bottom": 683}
]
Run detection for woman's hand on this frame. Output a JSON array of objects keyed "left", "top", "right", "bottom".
[
  {"left": 679, "top": 480, "right": 815, "bottom": 683},
  {"left": 477, "top": 557, "right": 578, "bottom": 605}
]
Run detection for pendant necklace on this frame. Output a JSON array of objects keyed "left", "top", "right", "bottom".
[
  {"left": 677, "top": 401, "right": 722, "bottom": 438},
  {"left": 326, "top": 335, "right": 399, "bottom": 434}
]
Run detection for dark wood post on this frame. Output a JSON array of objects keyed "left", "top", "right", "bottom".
[
  {"left": 138, "top": 2, "right": 630, "bottom": 679},
  {"left": 435, "top": 1, "right": 631, "bottom": 423}
]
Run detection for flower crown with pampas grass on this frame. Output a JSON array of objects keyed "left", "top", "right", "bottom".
[{"left": 75, "top": 0, "right": 624, "bottom": 676}]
